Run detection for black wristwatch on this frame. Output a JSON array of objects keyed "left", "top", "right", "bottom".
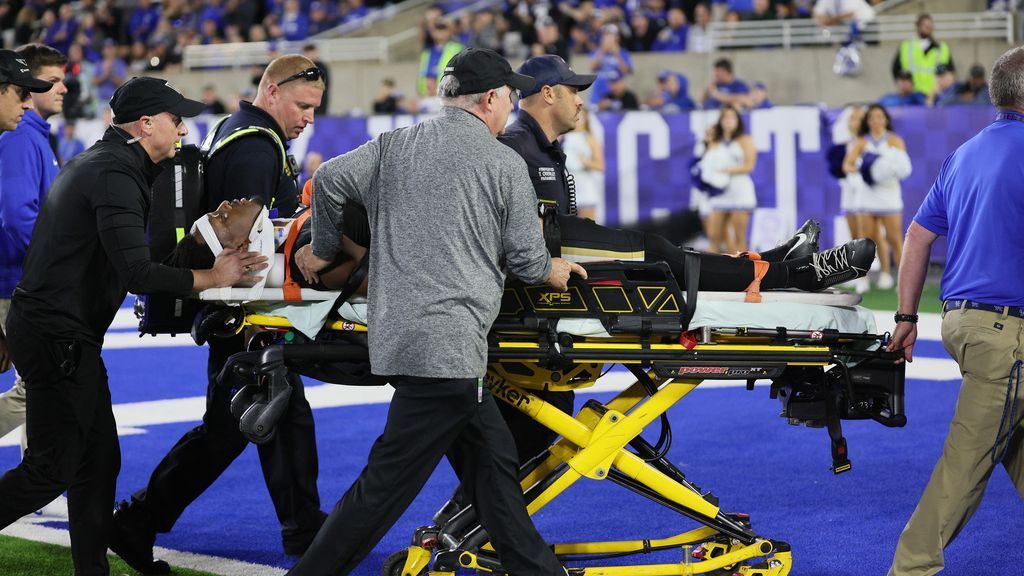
[{"left": 894, "top": 312, "right": 919, "bottom": 324}]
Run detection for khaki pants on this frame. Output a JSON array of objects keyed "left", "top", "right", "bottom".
[
  {"left": 889, "top": 307, "right": 1024, "bottom": 576},
  {"left": 0, "top": 298, "right": 27, "bottom": 453}
]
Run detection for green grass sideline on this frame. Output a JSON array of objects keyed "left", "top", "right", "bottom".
[{"left": 0, "top": 535, "right": 220, "bottom": 576}]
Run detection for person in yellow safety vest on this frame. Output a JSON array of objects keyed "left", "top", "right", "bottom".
[
  {"left": 892, "top": 13, "right": 954, "bottom": 98},
  {"left": 417, "top": 20, "right": 465, "bottom": 97}
]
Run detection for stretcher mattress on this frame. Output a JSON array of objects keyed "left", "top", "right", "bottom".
[{"left": 206, "top": 289, "right": 873, "bottom": 340}]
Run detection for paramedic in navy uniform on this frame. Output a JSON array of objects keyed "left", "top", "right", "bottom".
[
  {"left": 0, "top": 76, "right": 260, "bottom": 576},
  {"left": 496, "top": 54, "right": 595, "bottom": 464},
  {"left": 111, "top": 54, "right": 329, "bottom": 572}
]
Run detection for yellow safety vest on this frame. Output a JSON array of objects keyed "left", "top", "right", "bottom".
[
  {"left": 899, "top": 39, "right": 951, "bottom": 96},
  {"left": 418, "top": 41, "right": 465, "bottom": 97}
]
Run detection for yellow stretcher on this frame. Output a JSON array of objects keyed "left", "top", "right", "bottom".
[{"left": 203, "top": 261, "right": 905, "bottom": 576}]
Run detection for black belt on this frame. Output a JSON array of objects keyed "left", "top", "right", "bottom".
[{"left": 943, "top": 299, "right": 1024, "bottom": 319}]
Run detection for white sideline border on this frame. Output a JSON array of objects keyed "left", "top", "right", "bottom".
[{"left": 0, "top": 521, "right": 285, "bottom": 576}]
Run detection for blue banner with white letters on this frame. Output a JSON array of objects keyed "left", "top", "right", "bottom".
[{"left": 71, "top": 105, "right": 995, "bottom": 261}]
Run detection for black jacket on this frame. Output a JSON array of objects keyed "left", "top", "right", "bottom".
[
  {"left": 499, "top": 110, "right": 572, "bottom": 214},
  {"left": 204, "top": 101, "right": 299, "bottom": 215},
  {"left": 11, "top": 126, "right": 193, "bottom": 345}
]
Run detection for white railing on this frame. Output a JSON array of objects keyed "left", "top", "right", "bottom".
[
  {"left": 183, "top": 37, "right": 390, "bottom": 70},
  {"left": 708, "top": 11, "right": 1014, "bottom": 50}
]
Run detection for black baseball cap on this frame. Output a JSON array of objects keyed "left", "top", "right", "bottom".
[
  {"left": 442, "top": 48, "right": 535, "bottom": 95},
  {"left": 109, "top": 76, "right": 205, "bottom": 124},
  {"left": 516, "top": 55, "right": 596, "bottom": 98},
  {"left": 0, "top": 49, "right": 53, "bottom": 92}
]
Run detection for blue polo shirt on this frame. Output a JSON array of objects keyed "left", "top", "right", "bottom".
[
  {"left": 703, "top": 79, "right": 749, "bottom": 109},
  {"left": 914, "top": 114, "right": 1024, "bottom": 306},
  {"left": 0, "top": 110, "right": 60, "bottom": 297}
]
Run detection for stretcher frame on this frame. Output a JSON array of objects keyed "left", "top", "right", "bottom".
[{"left": 208, "top": 261, "right": 905, "bottom": 576}]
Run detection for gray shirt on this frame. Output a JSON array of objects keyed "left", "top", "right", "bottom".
[{"left": 312, "top": 106, "right": 553, "bottom": 378}]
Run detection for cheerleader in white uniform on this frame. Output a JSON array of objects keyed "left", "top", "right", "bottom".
[
  {"left": 705, "top": 105, "right": 758, "bottom": 253},
  {"left": 561, "top": 108, "right": 605, "bottom": 222},
  {"left": 843, "top": 103, "right": 912, "bottom": 290}
]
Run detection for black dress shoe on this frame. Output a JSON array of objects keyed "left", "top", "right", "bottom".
[
  {"left": 109, "top": 501, "right": 170, "bottom": 575},
  {"left": 759, "top": 219, "right": 821, "bottom": 262}
]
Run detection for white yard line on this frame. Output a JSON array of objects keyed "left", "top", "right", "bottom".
[{"left": 1, "top": 521, "right": 286, "bottom": 576}]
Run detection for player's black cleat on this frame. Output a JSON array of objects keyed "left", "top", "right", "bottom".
[
  {"left": 759, "top": 219, "right": 821, "bottom": 262},
  {"left": 109, "top": 501, "right": 170, "bottom": 575},
  {"left": 799, "top": 238, "right": 876, "bottom": 290}
]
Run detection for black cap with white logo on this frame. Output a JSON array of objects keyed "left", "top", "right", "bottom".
[
  {"left": 109, "top": 76, "right": 205, "bottom": 123},
  {"left": 441, "top": 48, "right": 535, "bottom": 95},
  {"left": 0, "top": 49, "right": 53, "bottom": 92}
]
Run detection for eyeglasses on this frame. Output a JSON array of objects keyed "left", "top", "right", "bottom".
[{"left": 277, "top": 67, "right": 323, "bottom": 87}]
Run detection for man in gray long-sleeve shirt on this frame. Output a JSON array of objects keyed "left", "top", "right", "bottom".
[{"left": 288, "top": 48, "right": 585, "bottom": 576}]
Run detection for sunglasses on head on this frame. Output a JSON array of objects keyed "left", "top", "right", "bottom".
[{"left": 277, "top": 66, "right": 323, "bottom": 87}]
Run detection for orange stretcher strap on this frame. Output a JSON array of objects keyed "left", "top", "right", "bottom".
[
  {"left": 282, "top": 209, "right": 313, "bottom": 302},
  {"left": 744, "top": 260, "right": 770, "bottom": 303},
  {"left": 301, "top": 179, "right": 313, "bottom": 207},
  {"left": 737, "top": 250, "right": 761, "bottom": 261}
]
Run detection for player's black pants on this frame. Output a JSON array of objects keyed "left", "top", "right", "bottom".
[
  {"left": 286, "top": 376, "right": 565, "bottom": 576},
  {"left": 0, "top": 312, "right": 119, "bottom": 576},
  {"left": 129, "top": 335, "right": 324, "bottom": 550}
]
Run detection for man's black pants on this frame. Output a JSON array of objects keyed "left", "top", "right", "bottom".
[
  {"left": 0, "top": 313, "right": 119, "bottom": 576},
  {"left": 286, "top": 376, "right": 565, "bottom": 576},
  {"left": 129, "top": 335, "right": 324, "bottom": 549}
]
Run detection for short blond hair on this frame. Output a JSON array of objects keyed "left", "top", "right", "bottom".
[{"left": 258, "top": 54, "right": 325, "bottom": 93}]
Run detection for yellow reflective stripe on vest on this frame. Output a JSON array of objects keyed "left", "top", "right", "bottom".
[
  {"left": 899, "top": 40, "right": 950, "bottom": 96},
  {"left": 207, "top": 126, "right": 293, "bottom": 178}
]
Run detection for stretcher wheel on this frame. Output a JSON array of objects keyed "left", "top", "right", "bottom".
[{"left": 381, "top": 549, "right": 427, "bottom": 576}]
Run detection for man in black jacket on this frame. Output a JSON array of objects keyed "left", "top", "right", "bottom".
[
  {"left": 0, "top": 76, "right": 263, "bottom": 576},
  {"left": 111, "top": 54, "right": 328, "bottom": 573}
]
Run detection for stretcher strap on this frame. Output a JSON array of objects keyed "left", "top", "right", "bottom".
[
  {"left": 282, "top": 210, "right": 313, "bottom": 302},
  {"left": 743, "top": 260, "right": 770, "bottom": 303},
  {"left": 738, "top": 250, "right": 761, "bottom": 261},
  {"left": 682, "top": 249, "right": 701, "bottom": 331}
]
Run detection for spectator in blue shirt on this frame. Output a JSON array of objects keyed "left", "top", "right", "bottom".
[
  {"left": 702, "top": 57, "right": 750, "bottom": 109},
  {"left": 878, "top": 71, "right": 928, "bottom": 107},
  {"left": 44, "top": 4, "right": 78, "bottom": 55},
  {"left": 652, "top": 7, "right": 688, "bottom": 51},
  {"left": 626, "top": 10, "right": 659, "bottom": 52},
  {"left": 58, "top": 122, "right": 85, "bottom": 164},
  {"left": 589, "top": 25, "right": 633, "bottom": 105},
  {"left": 128, "top": 0, "right": 162, "bottom": 44},
  {"left": 931, "top": 64, "right": 959, "bottom": 106},
  {"left": 648, "top": 69, "right": 695, "bottom": 111},
  {"left": 948, "top": 64, "right": 993, "bottom": 106},
  {"left": 308, "top": 1, "right": 338, "bottom": 36},
  {"left": 281, "top": 0, "right": 310, "bottom": 41},
  {"left": 343, "top": 0, "right": 369, "bottom": 23},
  {"left": 93, "top": 40, "right": 127, "bottom": 105}
]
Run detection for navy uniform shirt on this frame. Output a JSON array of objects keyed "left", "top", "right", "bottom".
[
  {"left": 204, "top": 101, "right": 299, "bottom": 215},
  {"left": 499, "top": 109, "right": 572, "bottom": 214}
]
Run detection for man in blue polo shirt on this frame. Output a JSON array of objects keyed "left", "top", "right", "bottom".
[
  {"left": 0, "top": 46, "right": 67, "bottom": 510},
  {"left": 885, "top": 46, "right": 1024, "bottom": 576}
]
